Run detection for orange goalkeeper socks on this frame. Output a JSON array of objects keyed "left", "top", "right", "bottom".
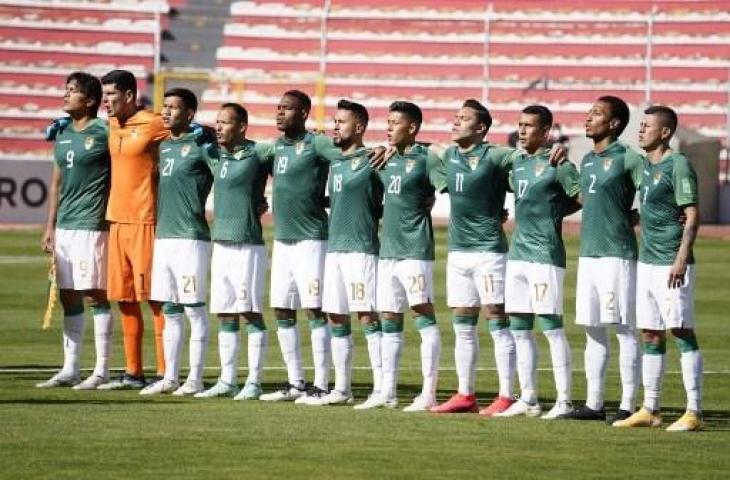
[{"left": 119, "top": 302, "right": 144, "bottom": 377}]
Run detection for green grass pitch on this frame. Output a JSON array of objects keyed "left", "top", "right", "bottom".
[{"left": 1, "top": 227, "right": 728, "bottom": 479}]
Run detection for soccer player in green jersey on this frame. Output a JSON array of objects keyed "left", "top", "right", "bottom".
[
  {"left": 429, "top": 99, "right": 518, "bottom": 415},
  {"left": 614, "top": 106, "right": 703, "bottom": 432},
  {"left": 310, "top": 99, "right": 384, "bottom": 407},
  {"left": 563, "top": 96, "right": 643, "bottom": 424},
  {"left": 494, "top": 105, "right": 581, "bottom": 419},
  {"left": 140, "top": 88, "right": 216, "bottom": 396},
  {"left": 371, "top": 101, "right": 445, "bottom": 412},
  {"left": 194, "top": 103, "right": 271, "bottom": 401},
  {"left": 37, "top": 72, "right": 113, "bottom": 390},
  {"left": 258, "top": 90, "right": 343, "bottom": 403}
]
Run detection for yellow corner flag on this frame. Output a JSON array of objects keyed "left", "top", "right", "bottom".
[{"left": 42, "top": 255, "right": 57, "bottom": 330}]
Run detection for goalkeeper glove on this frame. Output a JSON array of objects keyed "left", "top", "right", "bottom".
[
  {"left": 45, "top": 117, "right": 71, "bottom": 141},
  {"left": 190, "top": 121, "right": 216, "bottom": 146}
]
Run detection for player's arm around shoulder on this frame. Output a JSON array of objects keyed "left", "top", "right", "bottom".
[
  {"left": 201, "top": 141, "right": 220, "bottom": 172},
  {"left": 149, "top": 111, "right": 170, "bottom": 144},
  {"left": 426, "top": 148, "right": 448, "bottom": 193},
  {"left": 313, "top": 133, "right": 341, "bottom": 165},
  {"left": 251, "top": 141, "right": 272, "bottom": 216},
  {"left": 623, "top": 144, "right": 646, "bottom": 188},
  {"left": 557, "top": 160, "right": 582, "bottom": 214},
  {"left": 254, "top": 141, "right": 275, "bottom": 174}
]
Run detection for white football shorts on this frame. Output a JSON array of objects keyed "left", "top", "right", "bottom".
[
  {"left": 322, "top": 251, "right": 377, "bottom": 315},
  {"left": 150, "top": 238, "right": 211, "bottom": 304},
  {"left": 636, "top": 262, "right": 695, "bottom": 330},
  {"left": 447, "top": 251, "right": 507, "bottom": 307},
  {"left": 210, "top": 241, "right": 267, "bottom": 314},
  {"left": 54, "top": 228, "right": 108, "bottom": 290},
  {"left": 270, "top": 239, "right": 326, "bottom": 310},
  {"left": 376, "top": 258, "right": 433, "bottom": 313},
  {"left": 575, "top": 256, "right": 636, "bottom": 327},
  {"left": 505, "top": 259, "right": 565, "bottom": 315}
]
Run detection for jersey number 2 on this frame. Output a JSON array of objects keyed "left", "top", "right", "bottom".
[{"left": 588, "top": 174, "right": 597, "bottom": 194}]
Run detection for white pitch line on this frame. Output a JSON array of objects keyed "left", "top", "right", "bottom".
[
  {"left": 1, "top": 367, "right": 728, "bottom": 374},
  {"left": 0, "top": 255, "right": 47, "bottom": 264}
]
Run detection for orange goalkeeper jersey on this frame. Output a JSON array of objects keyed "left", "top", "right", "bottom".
[{"left": 106, "top": 109, "right": 169, "bottom": 224}]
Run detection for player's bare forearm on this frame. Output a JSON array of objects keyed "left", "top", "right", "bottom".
[
  {"left": 676, "top": 205, "right": 699, "bottom": 264},
  {"left": 669, "top": 204, "right": 699, "bottom": 288},
  {"left": 42, "top": 167, "right": 61, "bottom": 252}
]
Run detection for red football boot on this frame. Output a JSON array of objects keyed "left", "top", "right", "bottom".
[
  {"left": 430, "top": 393, "right": 478, "bottom": 413},
  {"left": 479, "top": 396, "right": 515, "bottom": 416}
]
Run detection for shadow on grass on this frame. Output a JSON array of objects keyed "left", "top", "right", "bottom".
[
  {"left": 0, "top": 364, "right": 63, "bottom": 370},
  {"left": 0, "top": 398, "right": 187, "bottom": 405}
]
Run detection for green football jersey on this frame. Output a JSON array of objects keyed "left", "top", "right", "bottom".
[
  {"left": 212, "top": 139, "right": 269, "bottom": 245},
  {"left": 379, "top": 143, "right": 445, "bottom": 260},
  {"left": 156, "top": 133, "right": 216, "bottom": 241},
  {"left": 579, "top": 140, "right": 644, "bottom": 259},
  {"left": 263, "top": 132, "right": 341, "bottom": 242},
  {"left": 53, "top": 118, "right": 110, "bottom": 231},
  {"left": 509, "top": 151, "right": 580, "bottom": 268},
  {"left": 441, "top": 142, "right": 514, "bottom": 253},
  {"left": 639, "top": 151, "right": 697, "bottom": 265},
  {"left": 327, "top": 147, "right": 383, "bottom": 255}
]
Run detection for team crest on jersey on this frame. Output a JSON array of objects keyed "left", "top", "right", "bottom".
[
  {"left": 295, "top": 141, "right": 305, "bottom": 155},
  {"left": 534, "top": 162, "right": 546, "bottom": 176},
  {"left": 405, "top": 159, "right": 415, "bottom": 173},
  {"left": 351, "top": 157, "right": 361, "bottom": 170},
  {"left": 602, "top": 157, "right": 613, "bottom": 171},
  {"left": 653, "top": 171, "right": 662, "bottom": 185},
  {"left": 181, "top": 144, "right": 191, "bottom": 157},
  {"left": 84, "top": 136, "right": 94, "bottom": 150},
  {"left": 467, "top": 156, "right": 479, "bottom": 171}
]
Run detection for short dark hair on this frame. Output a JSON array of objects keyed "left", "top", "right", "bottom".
[
  {"left": 164, "top": 88, "right": 198, "bottom": 112},
  {"left": 221, "top": 102, "right": 248, "bottom": 124},
  {"left": 100, "top": 69, "right": 137, "bottom": 97},
  {"left": 337, "top": 99, "right": 369, "bottom": 127},
  {"left": 283, "top": 89, "right": 311, "bottom": 113},
  {"left": 389, "top": 101, "right": 422, "bottom": 131},
  {"left": 462, "top": 98, "right": 492, "bottom": 133},
  {"left": 597, "top": 95, "right": 630, "bottom": 137},
  {"left": 521, "top": 104, "right": 553, "bottom": 129},
  {"left": 644, "top": 104, "right": 678, "bottom": 137},
  {"left": 66, "top": 71, "right": 102, "bottom": 114}
]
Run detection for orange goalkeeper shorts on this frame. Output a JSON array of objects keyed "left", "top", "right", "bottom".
[{"left": 107, "top": 223, "right": 155, "bottom": 302}]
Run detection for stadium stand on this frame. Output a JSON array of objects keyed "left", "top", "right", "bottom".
[
  {"left": 0, "top": 0, "right": 169, "bottom": 159},
  {"left": 0, "top": 0, "right": 727, "bottom": 176},
  {"left": 200, "top": 0, "right": 730, "bottom": 161}
]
